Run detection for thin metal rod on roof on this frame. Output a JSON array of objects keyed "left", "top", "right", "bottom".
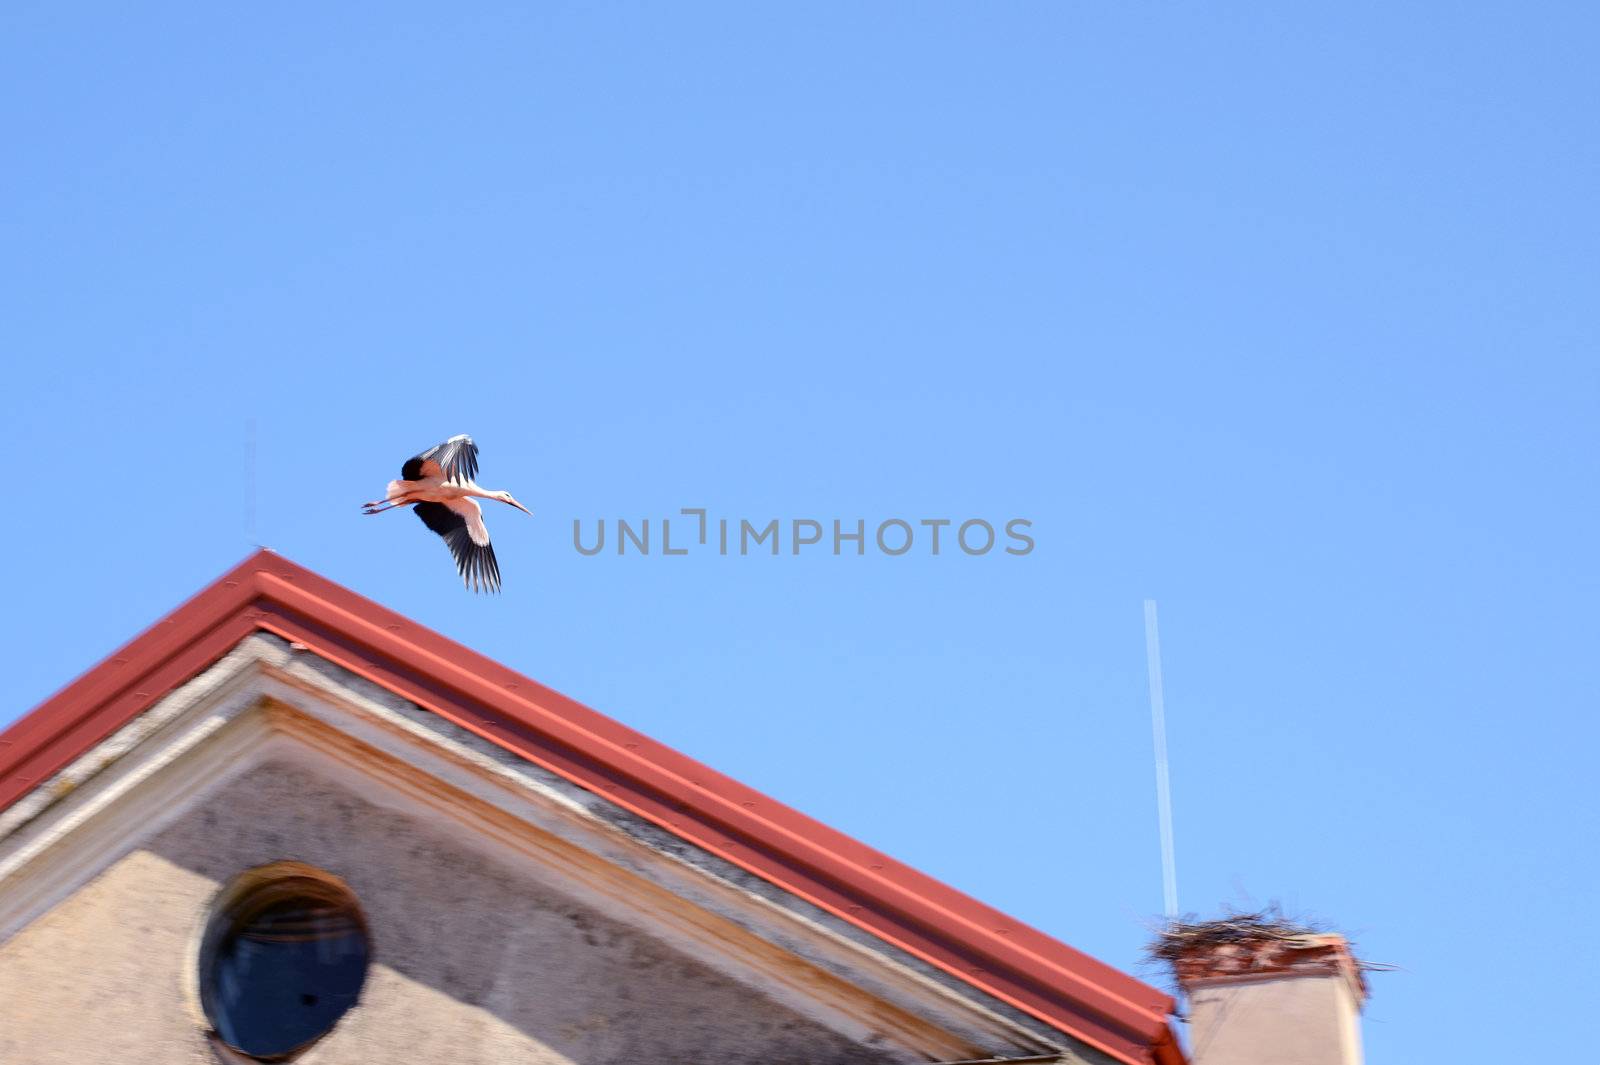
[
  {"left": 246, "top": 416, "right": 258, "bottom": 547},
  {"left": 1143, "top": 599, "right": 1179, "bottom": 924}
]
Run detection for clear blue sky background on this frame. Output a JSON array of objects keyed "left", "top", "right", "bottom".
[{"left": 2, "top": 5, "right": 1595, "bottom": 1061}]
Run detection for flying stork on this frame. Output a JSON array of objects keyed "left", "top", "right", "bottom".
[{"left": 361, "top": 435, "right": 531, "bottom": 593}]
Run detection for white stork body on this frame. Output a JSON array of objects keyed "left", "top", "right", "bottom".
[
  {"left": 361, "top": 435, "right": 531, "bottom": 593},
  {"left": 381, "top": 477, "right": 493, "bottom": 507}
]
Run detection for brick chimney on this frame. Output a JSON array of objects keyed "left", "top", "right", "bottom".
[{"left": 1168, "top": 927, "right": 1367, "bottom": 1065}]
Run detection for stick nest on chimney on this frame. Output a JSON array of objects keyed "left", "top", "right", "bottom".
[
  {"left": 1144, "top": 904, "right": 1393, "bottom": 1007},
  {"left": 1145, "top": 905, "right": 1331, "bottom": 964}
]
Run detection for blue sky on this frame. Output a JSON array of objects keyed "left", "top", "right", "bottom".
[{"left": 2, "top": 4, "right": 1595, "bottom": 1061}]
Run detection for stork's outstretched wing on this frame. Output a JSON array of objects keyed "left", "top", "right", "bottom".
[
  {"left": 413, "top": 500, "right": 501, "bottom": 593},
  {"left": 401, "top": 434, "right": 480, "bottom": 485}
]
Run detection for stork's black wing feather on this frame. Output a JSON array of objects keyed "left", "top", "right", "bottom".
[
  {"left": 413, "top": 502, "right": 502, "bottom": 593},
  {"left": 401, "top": 434, "right": 480, "bottom": 485}
]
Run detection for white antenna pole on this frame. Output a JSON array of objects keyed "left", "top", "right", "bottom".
[{"left": 1144, "top": 599, "right": 1179, "bottom": 923}]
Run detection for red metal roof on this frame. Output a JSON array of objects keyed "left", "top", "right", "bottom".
[{"left": 0, "top": 550, "right": 1184, "bottom": 1065}]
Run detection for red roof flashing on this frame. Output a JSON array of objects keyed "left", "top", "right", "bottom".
[{"left": 0, "top": 550, "right": 1183, "bottom": 1065}]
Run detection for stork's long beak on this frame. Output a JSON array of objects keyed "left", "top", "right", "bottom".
[{"left": 505, "top": 496, "right": 533, "bottom": 516}]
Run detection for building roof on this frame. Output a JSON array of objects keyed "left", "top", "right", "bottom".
[{"left": 0, "top": 549, "right": 1183, "bottom": 1065}]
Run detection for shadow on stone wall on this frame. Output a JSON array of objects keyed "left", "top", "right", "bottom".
[{"left": 146, "top": 758, "right": 903, "bottom": 1065}]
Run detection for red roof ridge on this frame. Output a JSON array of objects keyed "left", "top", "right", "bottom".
[{"left": 0, "top": 549, "right": 1184, "bottom": 1065}]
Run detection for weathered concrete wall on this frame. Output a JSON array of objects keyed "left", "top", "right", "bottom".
[{"left": 0, "top": 759, "right": 902, "bottom": 1065}]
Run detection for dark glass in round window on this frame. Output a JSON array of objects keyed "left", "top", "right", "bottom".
[{"left": 200, "top": 867, "right": 370, "bottom": 1060}]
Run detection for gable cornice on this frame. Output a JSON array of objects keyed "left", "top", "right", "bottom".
[{"left": 0, "top": 549, "right": 1183, "bottom": 1065}]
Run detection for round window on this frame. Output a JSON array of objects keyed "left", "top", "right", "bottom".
[{"left": 199, "top": 864, "right": 371, "bottom": 1060}]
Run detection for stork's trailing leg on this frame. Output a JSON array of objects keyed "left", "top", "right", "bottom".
[
  {"left": 363, "top": 479, "right": 419, "bottom": 513},
  {"left": 362, "top": 497, "right": 410, "bottom": 514}
]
